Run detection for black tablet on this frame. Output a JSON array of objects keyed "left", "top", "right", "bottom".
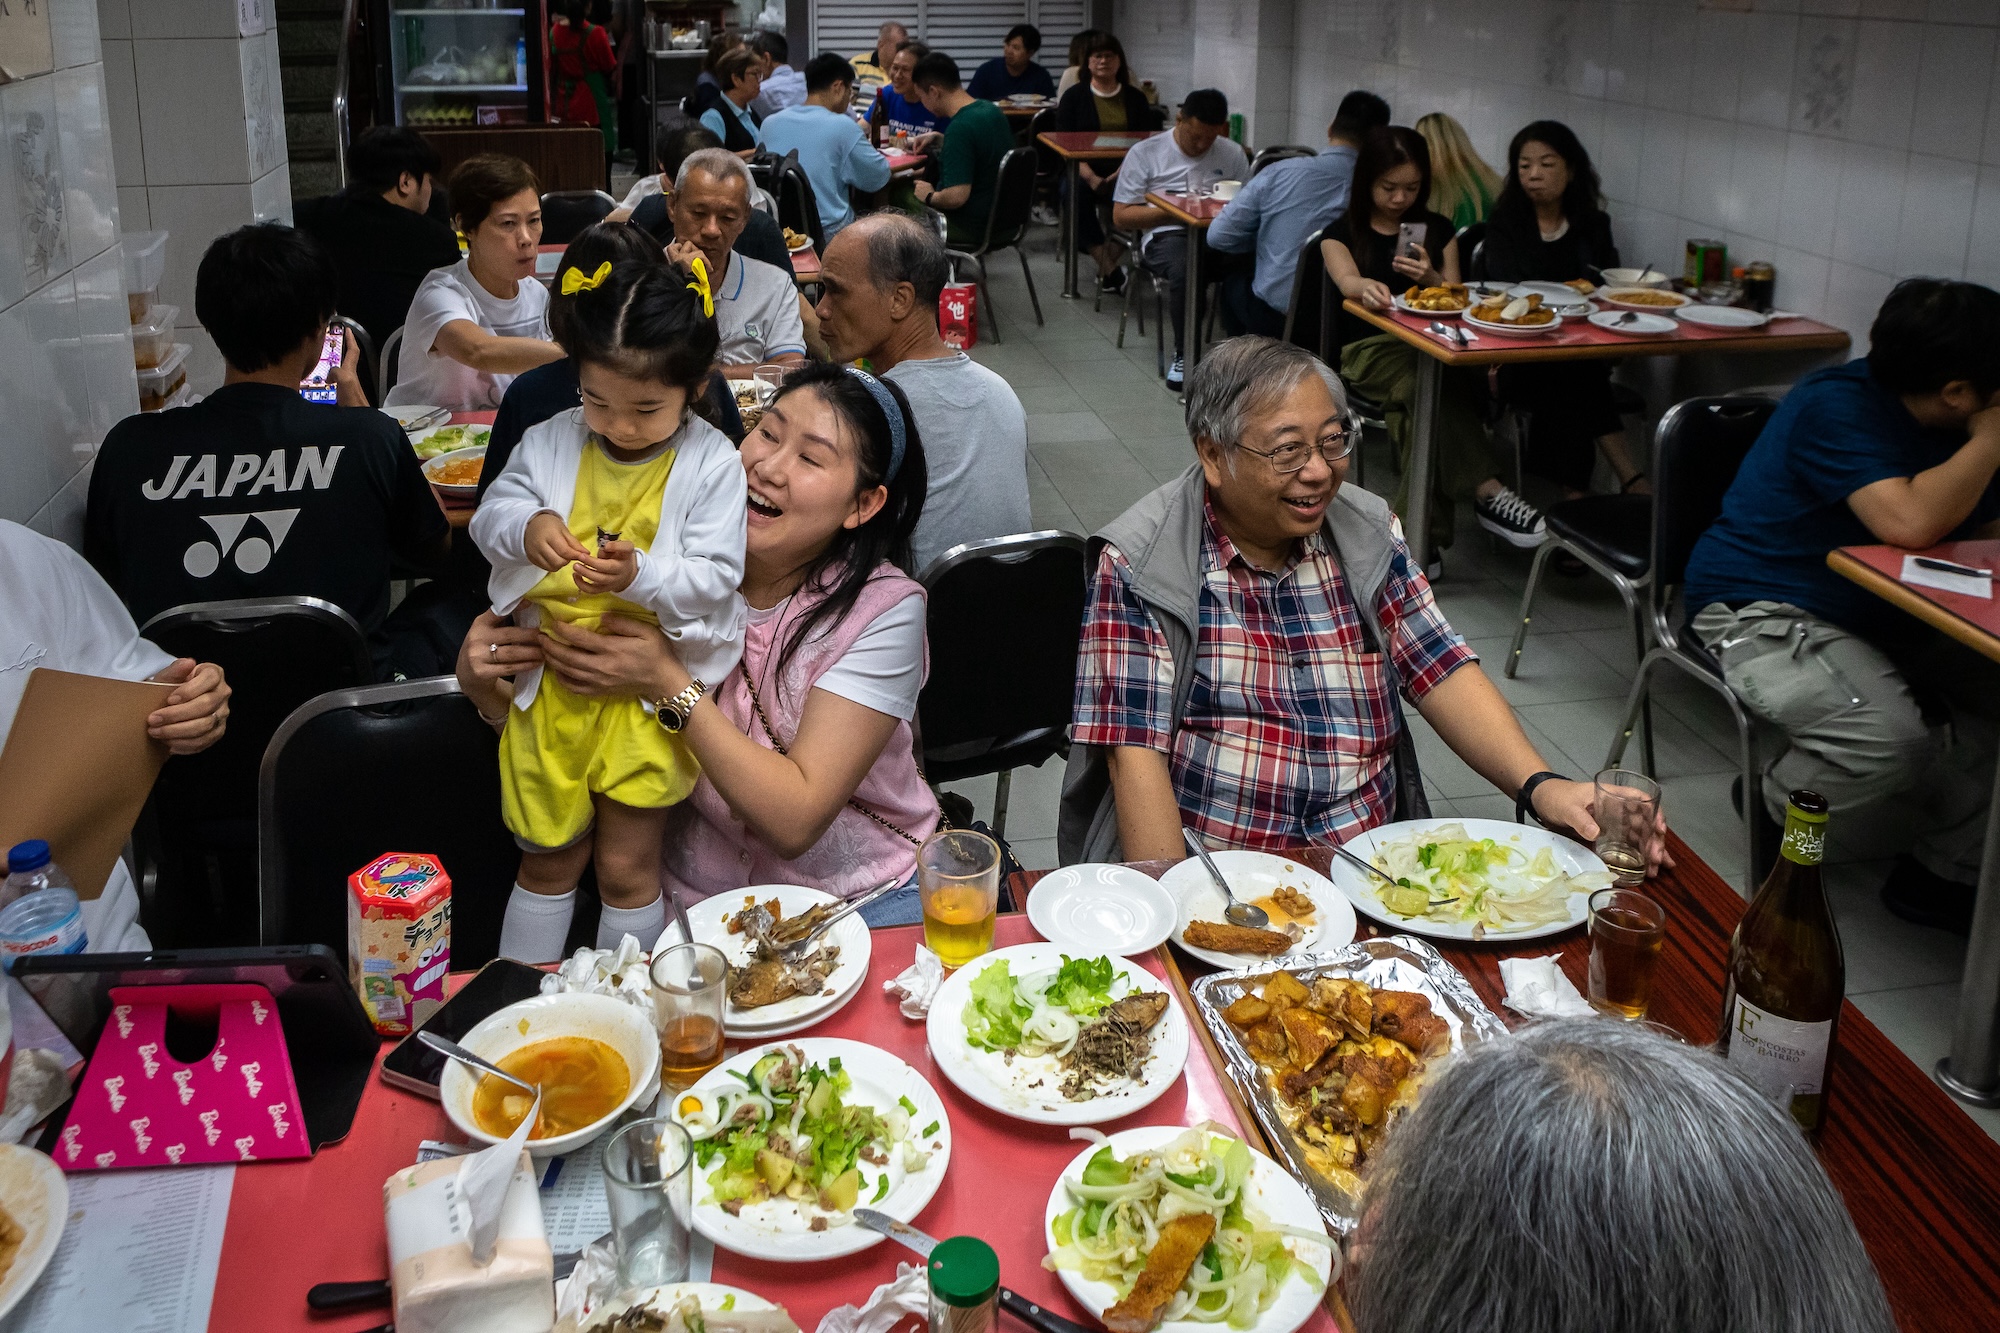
[{"left": 16, "top": 943, "right": 380, "bottom": 1152}]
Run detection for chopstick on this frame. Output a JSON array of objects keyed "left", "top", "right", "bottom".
[{"left": 1915, "top": 556, "right": 1993, "bottom": 578}]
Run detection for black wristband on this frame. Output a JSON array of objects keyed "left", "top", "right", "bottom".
[{"left": 1515, "top": 771, "right": 1568, "bottom": 827}]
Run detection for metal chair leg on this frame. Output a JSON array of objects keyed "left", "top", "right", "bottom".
[
  {"left": 1015, "top": 245, "right": 1043, "bottom": 327},
  {"left": 1156, "top": 283, "right": 1166, "bottom": 378},
  {"left": 1605, "top": 648, "right": 1663, "bottom": 769},
  {"left": 1117, "top": 264, "right": 1136, "bottom": 347},
  {"left": 1505, "top": 540, "right": 1558, "bottom": 678},
  {"left": 1611, "top": 578, "right": 1656, "bottom": 776},
  {"left": 991, "top": 768, "right": 1013, "bottom": 840}
]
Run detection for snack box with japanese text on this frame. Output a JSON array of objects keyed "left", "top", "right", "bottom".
[{"left": 348, "top": 852, "right": 452, "bottom": 1037}]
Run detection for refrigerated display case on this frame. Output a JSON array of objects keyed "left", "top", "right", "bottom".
[{"left": 375, "top": 1, "right": 550, "bottom": 129}]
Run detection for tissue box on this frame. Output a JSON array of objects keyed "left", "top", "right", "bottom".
[
  {"left": 385, "top": 1152, "right": 554, "bottom": 1333},
  {"left": 347, "top": 852, "right": 452, "bottom": 1036}
]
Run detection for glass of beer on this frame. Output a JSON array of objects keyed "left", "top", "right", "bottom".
[
  {"left": 1593, "top": 768, "right": 1662, "bottom": 886},
  {"left": 650, "top": 942, "right": 727, "bottom": 1091},
  {"left": 1586, "top": 887, "right": 1667, "bottom": 1020},
  {"left": 919, "top": 829, "right": 1001, "bottom": 968}
]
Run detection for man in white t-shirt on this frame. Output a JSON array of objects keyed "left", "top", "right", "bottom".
[
  {"left": 1110, "top": 89, "right": 1249, "bottom": 390},
  {"left": 667, "top": 148, "right": 807, "bottom": 377},
  {"left": 815, "top": 213, "right": 1030, "bottom": 573},
  {"left": 0, "top": 522, "right": 233, "bottom": 952}
]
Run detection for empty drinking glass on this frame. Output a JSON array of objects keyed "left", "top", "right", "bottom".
[
  {"left": 1593, "top": 768, "right": 1662, "bottom": 886},
  {"left": 602, "top": 1117, "right": 695, "bottom": 1290}
]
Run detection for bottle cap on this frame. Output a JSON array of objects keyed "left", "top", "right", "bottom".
[
  {"left": 929, "top": 1236, "right": 999, "bottom": 1308},
  {"left": 1785, "top": 789, "right": 1829, "bottom": 820},
  {"left": 6, "top": 840, "right": 50, "bottom": 874}
]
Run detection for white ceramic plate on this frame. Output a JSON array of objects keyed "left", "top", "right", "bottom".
[
  {"left": 926, "top": 942, "right": 1189, "bottom": 1125},
  {"left": 586, "top": 1282, "right": 775, "bottom": 1332},
  {"left": 1462, "top": 308, "right": 1565, "bottom": 338},
  {"left": 1392, "top": 292, "right": 1467, "bottom": 318},
  {"left": 1327, "top": 817, "right": 1608, "bottom": 942},
  {"left": 681, "top": 1038, "right": 950, "bottom": 1261},
  {"left": 653, "top": 884, "right": 871, "bottom": 1038},
  {"left": 1505, "top": 281, "right": 1593, "bottom": 312},
  {"left": 0, "top": 1146, "right": 67, "bottom": 1322},
  {"left": 410, "top": 421, "right": 492, "bottom": 460},
  {"left": 385, "top": 403, "right": 447, "bottom": 431},
  {"left": 1598, "top": 287, "right": 1692, "bottom": 312},
  {"left": 1675, "top": 303, "right": 1771, "bottom": 328},
  {"left": 421, "top": 445, "right": 486, "bottom": 499},
  {"left": 1161, "top": 851, "right": 1356, "bottom": 969},
  {"left": 1587, "top": 309, "right": 1679, "bottom": 336},
  {"left": 1043, "top": 1126, "right": 1333, "bottom": 1333},
  {"left": 1028, "top": 864, "right": 1176, "bottom": 956}
]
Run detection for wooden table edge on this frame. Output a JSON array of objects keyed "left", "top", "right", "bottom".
[
  {"left": 1827, "top": 549, "right": 2000, "bottom": 665},
  {"left": 1034, "top": 131, "right": 1155, "bottom": 159},
  {"left": 1142, "top": 191, "right": 1220, "bottom": 228},
  {"left": 1341, "top": 298, "right": 1852, "bottom": 365}
]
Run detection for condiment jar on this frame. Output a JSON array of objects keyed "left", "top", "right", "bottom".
[{"left": 928, "top": 1236, "right": 1000, "bottom": 1333}]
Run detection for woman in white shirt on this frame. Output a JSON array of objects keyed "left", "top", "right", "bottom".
[{"left": 386, "top": 153, "right": 564, "bottom": 410}]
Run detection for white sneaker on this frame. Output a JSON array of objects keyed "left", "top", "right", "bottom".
[
  {"left": 1032, "top": 203, "right": 1060, "bottom": 226},
  {"left": 1166, "top": 356, "right": 1185, "bottom": 391},
  {"left": 1475, "top": 486, "right": 1547, "bottom": 548}
]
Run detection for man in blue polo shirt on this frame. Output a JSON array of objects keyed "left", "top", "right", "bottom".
[
  {"left": 1684, "top": 279, "right": 2000, "bottom": 934},
  {"left": 759, "top": 53, "right": 891, "bottom": 238},
  {"left": 1207, "top": 90, "right": 1388, "bottom": 336}
]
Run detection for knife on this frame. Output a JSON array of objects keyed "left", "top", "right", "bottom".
[
  {"left": 853, "top": 1210, "right": 1099, "bottom": 1333},
  {"left": 306, "top": 1234, "right": 605, "bottom": 1312}
]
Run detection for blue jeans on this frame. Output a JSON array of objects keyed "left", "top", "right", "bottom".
[{"left": 859, "top": 876, "right": 924, "bottom": 927}]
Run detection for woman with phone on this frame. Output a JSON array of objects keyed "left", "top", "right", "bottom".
[{"left": 1323, "top": 125, "right": 1544, "bottom": 561}]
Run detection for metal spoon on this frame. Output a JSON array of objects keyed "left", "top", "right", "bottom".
[
  {"left": 418, "top": 1031, "right": 538, "bottom": 1096},
  {"left": 664, "top": 884, "right": 694, "bottom": 949},
  {"left": 1182, "top": 828, "right": 1270, "bottom": 929},
  {"left": 1330, "top": 843, "right": 1402, "bottom": 892}
]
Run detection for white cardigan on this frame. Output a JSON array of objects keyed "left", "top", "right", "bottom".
[{"left": 471, "top": 408, "right": 748, "bottom": 708}]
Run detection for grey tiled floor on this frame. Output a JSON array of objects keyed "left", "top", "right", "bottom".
[{"left": 937, "top": 224, "right": 1999, "bottom": 1141}]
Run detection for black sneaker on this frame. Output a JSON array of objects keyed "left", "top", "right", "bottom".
[
  {"left": 1880, "top": 854, "right": 1976, "bottom": 935},
  {"left": 1099, "top": 267, "right": 1127, "bottom": 295},
  {"left": 1474, "top": 486, "right": 1546, "bottom": 548}
]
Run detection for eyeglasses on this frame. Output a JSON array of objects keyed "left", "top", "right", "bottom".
[{"left": 1235, "top": 430, "right": 1356, "bottom": 474}]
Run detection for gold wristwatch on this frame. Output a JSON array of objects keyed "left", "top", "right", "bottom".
[{"left": 654, "top": 677, "right": 706, "bottom": 733}]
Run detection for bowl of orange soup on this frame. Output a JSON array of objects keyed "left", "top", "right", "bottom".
[{"left": 442, "top": 992, "right": 662, "bottom": 1156}]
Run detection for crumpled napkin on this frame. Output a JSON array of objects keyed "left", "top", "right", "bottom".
[
  {"left": 543, "top": 936, "right": 656, "bottom": 1022},
  {"left": 1499, "top": 955, "right": 1596, "bottom": 1019},
  {"left": 884, "top": 946, "right": 943, "bottom": 1019},
  {"left": 553, "top": 1231, "right": 620, "bottom": 1332},
  {"left": 815, "top": 1263, "right": 929, "bottom": 1333},
  {"left": 0, "top": 1048, "right": 71, "bottom": 1143}
]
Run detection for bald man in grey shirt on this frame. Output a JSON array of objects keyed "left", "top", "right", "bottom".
[{"left": 814, "top": 213, "right": 1031, "bottom": 573}]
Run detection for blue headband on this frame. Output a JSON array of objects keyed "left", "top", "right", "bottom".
[{"left": 845, "top": 366, "right": 906, "bottom": 483}]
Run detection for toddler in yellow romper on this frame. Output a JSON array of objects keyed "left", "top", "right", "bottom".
[{"left": 471, "top": 257, "right": 746, "bottom": 961}]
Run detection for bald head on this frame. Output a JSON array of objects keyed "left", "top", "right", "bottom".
[
  {"left": 816, "top": 214, "right": 951, "bottom": 365},
  {"left": 875, "top": 21, "right": 908, "bottom": 69}
]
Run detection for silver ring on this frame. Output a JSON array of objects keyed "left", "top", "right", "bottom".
[{"left": 488, "top": 642, "right": 499, "bottom": 656}]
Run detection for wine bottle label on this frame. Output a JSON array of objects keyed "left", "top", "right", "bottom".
[
  {"left": 1726, "top": 996, "right": 1832, "bottom": 1108},
  {"left": 1779, "top": 814, "right": 1826, "bottom": 866}
]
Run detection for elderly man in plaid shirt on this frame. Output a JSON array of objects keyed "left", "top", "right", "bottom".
[{"left": 1059, "top": 336, "right": 1671, "bottom": 868}]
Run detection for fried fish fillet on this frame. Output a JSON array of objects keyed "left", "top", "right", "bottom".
[
  {"left": 1181, "top": 920, "right": 1292, "bottom": 954},
  {"left": 1101, "top": 1212, "right": 1218, "bottom": 1333}
]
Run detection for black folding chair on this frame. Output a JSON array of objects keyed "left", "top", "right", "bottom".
[
  {"left": 331, "top": 315, "right": 376, "bottom": 405},
  {"left": 1286, "top": 221, "right": 1379, "bottom": 480},
  {"left": 769, "top": 150, "right": 825, "bottom": 253},
  {"left": 259, "top": 677, "right": 521, "bottom": 968},
  {"left": 1249, "top": 145, "right": 1314, "bottom": 177},
  {"left": 378, "top": 326, "right": 404, "bottom": 404},
  {"left": 1603, "top": 396, "right": 1779, "bottom": 884},
  {"left": 943, "top": 147, "right": 1044, "bottom": 344},
  {"left": 916, "top": 532, "right": 1088, "bottom": 837},
  {"left": 539, "top": 190, "right": 619, "bottom": 245},
  {"left": 138, "top": 597, "right": 374, "bottom": 946}
]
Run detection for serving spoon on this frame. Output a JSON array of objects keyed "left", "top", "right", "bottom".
[
  {"left": 1182, "top": 827, "right": 1270, "bottom": 929},
  {"left": 418, "top": 1031, "right": 539, "bottom": 1096}
]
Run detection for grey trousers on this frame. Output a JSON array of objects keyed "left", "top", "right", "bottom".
[{"left": 1692, "top": 600, "right": 1999, "bottom": 884}]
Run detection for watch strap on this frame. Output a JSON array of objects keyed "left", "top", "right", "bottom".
[
  {"left": 656, "top": 677, "right": 707, "bottom": 732},
  {"left": 1515, "top": 770, "right": 1567, "bottom": 827}
]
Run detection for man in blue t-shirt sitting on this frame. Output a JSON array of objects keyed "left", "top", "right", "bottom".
[
  {"left": 966, "top": 24, "right": 1056, "bottom": 102},
  {"left": 1683, "top": 279, "right": 2000, "bottom": 933}
]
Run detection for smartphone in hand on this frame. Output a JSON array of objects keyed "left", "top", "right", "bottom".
[
  {"left": 300, "top": 325, "right": 343, "bottom": 404},
  {"left": 1396, "top": 221, "right": 1427, "bottom": 263}
]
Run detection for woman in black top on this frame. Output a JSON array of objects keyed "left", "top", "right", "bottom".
[
  {"left": 1323, "top": 127, "right": 1543, "bottom": 556},
  {"left": 1483, "top": 120, "right": 1647, "bottom": 497},
  {"left": 1054, "top": 32, "right": 1156, "bottom": 291}
]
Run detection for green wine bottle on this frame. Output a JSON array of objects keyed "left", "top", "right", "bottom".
[{"left": 1718, "top": 789, "right": 1844, "bottom": 1135}]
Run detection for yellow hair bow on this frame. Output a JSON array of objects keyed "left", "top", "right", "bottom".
[
  {"left": 560, "top": 260, "right": 612, "bottom": 296},
  {"left": 686, "top": 255, "right": 714, "bottom": 317}
]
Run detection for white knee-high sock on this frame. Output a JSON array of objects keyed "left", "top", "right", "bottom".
[
  {"left": 500, "top": 885, "right": 576, "bottom": 963},
  {"left": 597, "top": 894, "right": 668, "bottom": 953}
]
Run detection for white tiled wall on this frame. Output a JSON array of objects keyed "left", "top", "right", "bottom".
[
  {"left": 1285, "top": 0, "right": 2000, "bottom": 339},
  {"left": 97, "top": 0, "right": 290, "bottom": 396},
  {"left": 0, "top": 0, "right": 137, "bottom": 543}
]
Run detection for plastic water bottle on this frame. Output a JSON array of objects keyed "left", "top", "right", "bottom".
[
  {"left": 515, "top": 36, "right": 528, "bottom": 88},
  {"left": 0, "top": 887, "right": 86, "bottom": 971},
  {"left": 0, "top": 840, "right": 74, "bottom": 913}
]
